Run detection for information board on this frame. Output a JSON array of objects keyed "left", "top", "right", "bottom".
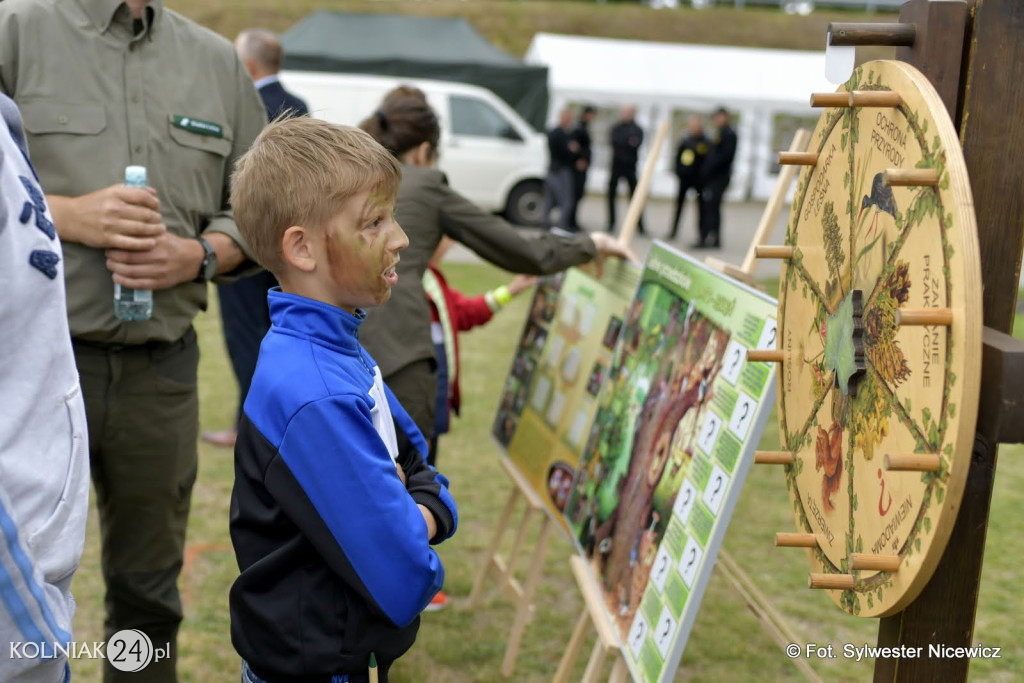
[
  {"left": 563, "top": 243, "right": 778, "bottom": 682},
  {"left": 493, "top": 259, "right": 641, "bottom": 530}
]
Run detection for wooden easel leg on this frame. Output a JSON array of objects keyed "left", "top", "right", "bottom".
[
  {"left": 552, "top": 608, "right": 592, "bottom": 683},
  {"left": 580, "top": 642, "right": 609, "bottom": 683},
  {"left": 608, "top": 656, "right": 628, "bottom": 683},
  {"left": 467, "top": 486, "right": 520, "bottom": 608},
  {"left": 501, "top": 516, "right": 553, "bottom": 676},
  {"left": 500, "top": 505, "right": 534, "bottom": 597}
]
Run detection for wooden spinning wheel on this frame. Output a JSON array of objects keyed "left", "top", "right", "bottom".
[{"left": 758, "top": 60, "right": 982, "bottom": 617}]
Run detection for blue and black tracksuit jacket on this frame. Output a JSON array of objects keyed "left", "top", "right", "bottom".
[{"left": 229, "top": 290, "right": 458, "bottom": 682}]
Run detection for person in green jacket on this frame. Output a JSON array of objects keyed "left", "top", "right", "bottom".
[{"left": 359, "top": 91, "right": 635, "bottom": 440}]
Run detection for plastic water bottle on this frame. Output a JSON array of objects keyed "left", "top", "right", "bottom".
[{"left": 113, "top": 165, "right": 154, "bottom": 321}]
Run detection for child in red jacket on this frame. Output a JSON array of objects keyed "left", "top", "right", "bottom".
[{"left": 424, "top": 237, "right": 536, "bottom": 467}]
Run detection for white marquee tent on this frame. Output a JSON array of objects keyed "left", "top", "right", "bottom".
[{"left": 524, "top": 33, "right": 835, "bottom": 203}]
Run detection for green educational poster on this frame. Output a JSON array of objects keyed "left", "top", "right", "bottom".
[
  {"left": 493, "top": 259, "right": 641, "bottom": 531},
  {"left": 564, "top": 242, "right": 778, "bottom": 683}
]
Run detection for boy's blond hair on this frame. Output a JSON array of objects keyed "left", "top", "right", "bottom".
[{"left": 231, "top": 118, "right": 402, "bottom": 275}]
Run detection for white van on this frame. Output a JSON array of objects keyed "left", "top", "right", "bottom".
[{"left": 279, "top": 71, "right": 548, "bottom": 225}]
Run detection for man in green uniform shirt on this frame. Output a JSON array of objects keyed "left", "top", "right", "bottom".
[{"left": 0, "top": 1, "right": 266, "bottom": 680}]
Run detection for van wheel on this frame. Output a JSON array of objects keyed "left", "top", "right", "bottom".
[{"left": 504, "top": 180, "right": 544, "bottom": 227}]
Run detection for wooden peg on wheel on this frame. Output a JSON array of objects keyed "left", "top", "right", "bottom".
[
  {"left": 754, "top": 245, "right": 794, "bottom": 260},
  {"left": 808, "top": 573, "right": 856, "bottom": 590},
  {"left": 895, "top": 308, "right": 953, "bottom": 326},
  {"left": 778, "top": 152, "right": 818, "bottom": 166},
  {"left": 883, "top": 169, "right": 940, "bottom": 187},
  {"left": 849, "top": 91, "right": 903, "bottom": 108},
  {"left": 849, "top": 554, "right": 902, "bottom": 572},
  {"left": 884, "top": 453, "right": 941, "bottom": 472},
  {"left": 775, "top": 533, "right": 818, "bottom": 548},
  {"left": 810, "top": 92, "right": 851, "bottom": 108},
  {"left": 754, "top": 451, "right": 795, "bottom": 465},
  {"left": 746, "top": 349, "right": 784, "bottom": 363}
]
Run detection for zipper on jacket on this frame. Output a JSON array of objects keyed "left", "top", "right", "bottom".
[{"left": 352, "top": 327, "right": 375, "bottom": 377}]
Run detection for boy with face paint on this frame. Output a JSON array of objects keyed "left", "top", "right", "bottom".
[{"left": 227, "top": 118, "right": 457, "bottom": 683}]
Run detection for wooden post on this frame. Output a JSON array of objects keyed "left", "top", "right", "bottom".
[
  {"left": 465, "top": 457, "right": 555, "bottom": 676},
  {"left": 617, "top": 119, "right": 671, "bottom": 247},
  {"left": 828, "top": 22, "right": 917, "bottom": 47},
  {"left": 875, "top": 1, "right": 1024, "bottom": 681},
  {"left": 894, "top": 0, "right": 970, "bottom": 116}
]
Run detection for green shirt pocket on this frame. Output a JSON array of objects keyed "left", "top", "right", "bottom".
[
  {"left": 167, "top": 115, "right": 233, "bottom": 157},
  {"left": 20, "top": 100, "right": 107, "bottom": 136}
]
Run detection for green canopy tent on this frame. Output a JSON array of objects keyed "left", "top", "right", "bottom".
[{"left": 280, "top": 12, "right": 549, "bottom": 130}]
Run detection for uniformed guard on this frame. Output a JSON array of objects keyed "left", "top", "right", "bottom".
[{"left": 670, "top": 114, "right": 709, "bottom": 245}]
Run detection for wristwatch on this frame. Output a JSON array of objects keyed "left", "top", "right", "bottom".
[{"left": 195, "top": 236, "right": 218, "bottom": 283}]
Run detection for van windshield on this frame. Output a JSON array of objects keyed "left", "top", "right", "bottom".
[{"left": 450, "top": 96, "right": 523, "bottom": 141}]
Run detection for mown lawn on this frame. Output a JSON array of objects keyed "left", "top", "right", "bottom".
[{"left": 67, "top": 262, "right": 1023, "bottom": 681}]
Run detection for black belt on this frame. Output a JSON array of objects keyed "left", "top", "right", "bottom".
[{"left": 72, "top": 326, "right": 197, "bottom": 355}]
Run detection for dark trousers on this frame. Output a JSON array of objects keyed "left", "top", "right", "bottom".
[
  {"left": 242, "top": 657, "right": 393, "bottom": 683},
  {"left": 384, "top": 358, "right": 438, "bottom": 446},
  {"left": 607, "top": 166, "right": 644, "bottom": 234},
  {"left": 700, "top": 178, "right": 729, "bottom": 246},
  {"left": 541, "top": 167, "right": 575, "bottom": 231},
  {"left": 569, "top": 170, "right": 587, "bottom": 229},
  {"left": 217, "top": 270, "right": 276, "bottom": 426},
  {"left": 74, "top": 330, "right": 200, "bottom": 683},
  {"left": 670, "top": 180, "right": 702, "bottom": 240}
]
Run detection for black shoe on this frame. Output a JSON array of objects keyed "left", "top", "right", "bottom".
[{"left": 689, "top": 241, "right": 706, "bottom": 250}]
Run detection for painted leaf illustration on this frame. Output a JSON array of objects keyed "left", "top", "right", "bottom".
[{"left": 825, "top": 294, "right": 857, "bottom": 394}]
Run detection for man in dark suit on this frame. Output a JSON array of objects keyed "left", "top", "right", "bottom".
[
  {"left": 569, "top": 105, "right": 596, "bottom": 231},
  {"left": 202, "top": 29, "right": 309, "bottom": 448},
  {"left": 607, "top": 104, "right": 645, "bottom": 236},
  {"left": 699, "top": 106, "right": 737, "bottom": 249},
  {"left": 540, "top": 108, "right": 577, "bottom": 232},
  {"left": 237, "top": 29, "right": 310, "bottom": 121}
]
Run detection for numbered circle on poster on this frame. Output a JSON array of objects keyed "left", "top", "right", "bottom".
[
  {"left": 673, "top": 480, "right": 697, "bottom": 525},
  {"left": 678, "top": 535, "right": 703, "bottom": 588},
  {"left": 728, "top": 390, "right": 756, "bottom": 440},
  {"left": 650, "top": 546, "right": 674, "bottom": 593},
  {"left": 702, "top": 463, "right": 729, "bottom": 515},
  {"left": 757, "top": 317, "right": 778, "bottom": 351},
  {"left": 628, "top": 612, "right": 649, "bottom": 658},
  {"left": 696, "top": 412, "right": 721, "bottom": 455},
  {"left": 776, "top": 60, "right": 981, "bottom": 617},
  {"left": 720, "top": 339, "right": 746, "bottom": 386},
  {"left": 653, "top": 605, "right": 678, "bottom": 659}
]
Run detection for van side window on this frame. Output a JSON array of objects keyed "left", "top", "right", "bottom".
[{"left": 450, "top": 96, "right": 523, "bottom": 142}]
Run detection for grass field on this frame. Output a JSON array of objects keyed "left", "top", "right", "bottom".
[{"left": 66, "top": 261, "right": 1023, "bottom": 681}]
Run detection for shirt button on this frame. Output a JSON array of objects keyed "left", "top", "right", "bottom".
[
  {"left": 134, "top": 145, "right": 142, "bottom": 153},
  {"left": 58, "top": 115, "right": 69, "bottom": 125},
  {"left": 131, "top": 95, "right": 140, "bottom": 104}
]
